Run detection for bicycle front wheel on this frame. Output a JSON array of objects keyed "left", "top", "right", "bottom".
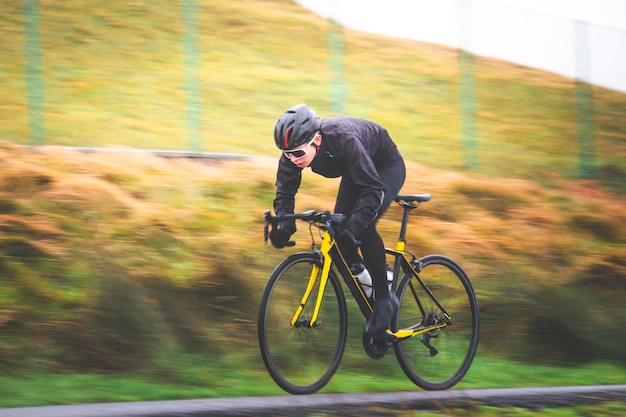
[
  {"left": 258, "top": 252, "right": 348, "bottom": 395},
  {"left": 394, "top": 254, "right": 479, "bottom": 390}
]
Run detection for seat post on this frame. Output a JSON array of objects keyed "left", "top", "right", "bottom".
[{"left": 397, "top": 203, "right": 416, "bottom": 246}]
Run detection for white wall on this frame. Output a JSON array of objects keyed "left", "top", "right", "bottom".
[{"left": 296, "top": 0, "right": 626, "bottom": 93}]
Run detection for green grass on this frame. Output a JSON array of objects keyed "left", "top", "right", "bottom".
[{"left": 0, "top": 355, "right": 623, "bottom": 408}]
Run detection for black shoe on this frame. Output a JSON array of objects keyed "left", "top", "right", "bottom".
[{"left": 364, "top": 293, "right": 399, "bottom": 339}]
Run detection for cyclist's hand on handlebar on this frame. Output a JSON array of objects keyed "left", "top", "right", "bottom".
[
  {"left": 335, "top": 227, "right": 360, "bottom": 249},
  {"left": 269, "top": 228, "right": 295, "bottom": 249}
]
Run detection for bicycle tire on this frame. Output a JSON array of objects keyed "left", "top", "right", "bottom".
[
  {"left": 258, "top": 252, "right": 348, "bottom": 395},
  {"left": 394, "top": 254, "right": 479, "bottom": 390}
]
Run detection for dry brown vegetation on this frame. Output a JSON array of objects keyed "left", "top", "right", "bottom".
[{"left": 0, "top": 142, "right": 624, "bottom": 373}]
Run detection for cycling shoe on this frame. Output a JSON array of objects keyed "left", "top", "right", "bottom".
[{"left": 364, "top": 293, "right": 399, "bottom": 338}]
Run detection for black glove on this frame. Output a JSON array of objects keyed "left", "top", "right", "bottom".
[
  {"left": 335, "top": 227, "right": 360, "bottom": 249},
  {"left": 269, "top": 228, "right": 293, "bottom": 249}
]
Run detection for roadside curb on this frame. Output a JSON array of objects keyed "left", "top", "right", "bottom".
[
  {"left": 21, "top": 145, "right": 251, "bottom": 160},
  {"left": 2, "top": 385, "right": 625, "bottom": 417}
]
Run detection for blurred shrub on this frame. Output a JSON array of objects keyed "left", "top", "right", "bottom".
[
  {"left": 568, "top": 213, "right": 622, "bottom": 243},
  {"left": 0, "top": 251, "right": 260, "bottom": 372},
  {"left": 0, "top": 170, "right": 53, "bottom": 195},
  {"left": 596, "top": 163, "right": 626, "bottom": 194},
  {"left": 480, "top": 247, "right": 626, "bottom": 366},
  {"left": 0, "top": 236, "right": 49, "bottom": 259},
  {"left": 0, "top": 198, "right": 20, "bottom": 215},
  {"left": 453, "top": 181, "right": 528, "bottom": 219}
]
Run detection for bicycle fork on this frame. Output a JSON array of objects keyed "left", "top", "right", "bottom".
[
  {"left": 290, "top": 232, "right": 335, "bottom": 329},
  {"left": 290, "top": 231, "right": 374, "bottom": 329}
]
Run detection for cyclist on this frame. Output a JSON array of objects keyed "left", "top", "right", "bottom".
[{"left": 270, "top": 103, "right": 406, "bottom": 340}]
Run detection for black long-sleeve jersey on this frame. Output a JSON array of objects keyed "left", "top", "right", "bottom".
[{"left": 274, "top": 117, "right": 402, "bottom": 235}]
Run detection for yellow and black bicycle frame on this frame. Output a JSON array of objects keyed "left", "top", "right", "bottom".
[{"left": 290, "top": 229, "right": 451, "bottom": 341}]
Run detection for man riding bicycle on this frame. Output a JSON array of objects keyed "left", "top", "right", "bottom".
[{"left": 269, "top": 103, "right": 406, "bottom": 340}]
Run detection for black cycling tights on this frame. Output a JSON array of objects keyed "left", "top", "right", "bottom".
[{"left": 334, "top": 157, "right": 406, "bottom": 300}]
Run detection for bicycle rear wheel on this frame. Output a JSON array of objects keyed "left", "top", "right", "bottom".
[
  {"left": 394, "top": 254, "right": 479, "bottom": 390},
  {"left": 258, "top": 252, "right": 348, "bottom": 395}
]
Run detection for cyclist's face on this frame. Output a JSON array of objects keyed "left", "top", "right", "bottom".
[{"left": 284, "top": 134, "right": 320, "bottom": 168}]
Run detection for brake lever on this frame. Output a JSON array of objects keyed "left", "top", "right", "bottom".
[
  {"left": 318, "top": 211, "right": 335, "bottom": 239},
  {"left": 263, "top": 210, "right": 295, "bottom": 247}
]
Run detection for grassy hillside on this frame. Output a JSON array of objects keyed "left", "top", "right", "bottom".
[{"left": 1, "top": 0, "right": 625, "bottom": 184}]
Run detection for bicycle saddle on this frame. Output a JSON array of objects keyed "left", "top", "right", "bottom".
[{"left": 395, "top": 194, "right": 432, "bottom": 203}]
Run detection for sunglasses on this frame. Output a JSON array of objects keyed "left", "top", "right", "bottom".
[{"left": 283, "top": 134, "right": 318, "bottom": 159}]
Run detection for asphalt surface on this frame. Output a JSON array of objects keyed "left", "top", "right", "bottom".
[{"left": 2, "top": 385, "right": 626, "bottom": 417}]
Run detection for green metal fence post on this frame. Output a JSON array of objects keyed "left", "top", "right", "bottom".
[
  {"left": 328, "top": 18, "right": 346, "bottom": 115},
  {"left": 457, "top": 0, "right": 478, "bottom": 172},
  {"left": 181, "top": 0, "right": 204, "bottom": 152},
  {"left": 23, "top": 0, "right": 46, "bottom": 145},
  {"left": 574, "top": 20, "right": 595, "bottom": 178},
  {"left": 458, "top": 50, "right": 479, "bottom": 172}
]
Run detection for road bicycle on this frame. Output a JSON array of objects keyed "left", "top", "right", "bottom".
[{"left": 258, "top": 194, "right": 479, "bottom": 395}]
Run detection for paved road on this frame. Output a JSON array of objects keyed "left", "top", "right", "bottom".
[{"left": 1, "top": 385, "right": 625, "bottom": 417}]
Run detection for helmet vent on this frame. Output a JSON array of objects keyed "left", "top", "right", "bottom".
[{"left": 284, "top": 127, "right": 293, "bottom": 149}]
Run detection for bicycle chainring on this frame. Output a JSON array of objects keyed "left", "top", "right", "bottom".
[{"left": 362, "top": 329, "right": 390, "bottom": 359}]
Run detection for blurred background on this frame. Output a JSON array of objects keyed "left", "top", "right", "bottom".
[{"left": 0, "top": 0, "right": 624, "bottom": 407}]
